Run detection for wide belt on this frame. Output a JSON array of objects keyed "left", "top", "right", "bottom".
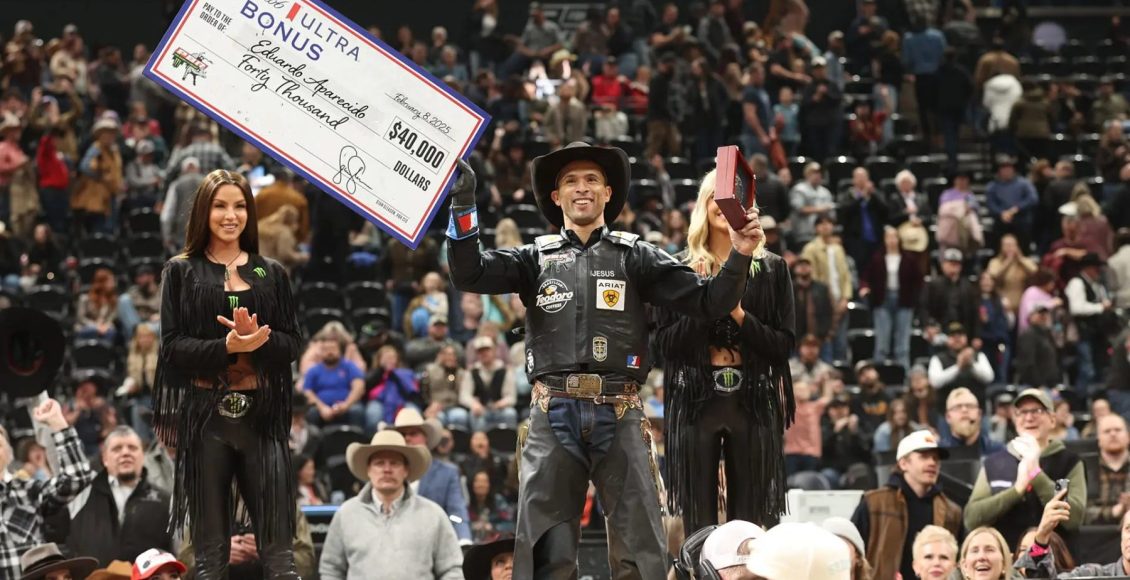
[{"left": 537, "top": 373, "right": 639, "bottom": 399}]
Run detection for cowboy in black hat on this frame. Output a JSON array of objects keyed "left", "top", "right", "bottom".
[
  {"left": 1066, "top": 251, "right": 1116, "bottom": 389},
  {"left": 446, "top": 144, "right": 763, "bottom": 579},
  {"left": 462, "top": 536, "right": 514, "bottom": 580}
]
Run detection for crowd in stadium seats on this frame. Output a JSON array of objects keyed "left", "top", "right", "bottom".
[{"left": 1, "top": 0, "right": 1129, "bottom": 578}]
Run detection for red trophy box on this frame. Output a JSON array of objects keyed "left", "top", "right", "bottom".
[{"left": 713, "top": 145, "right": 757, "bottom": 229}]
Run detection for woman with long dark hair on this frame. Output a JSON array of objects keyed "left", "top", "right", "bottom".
[
  {"left": 153, "top": 169, "right": 301, "bottom": 578},
  {"left": 654, "top": 169, "right": 796, "bottom": 535}
]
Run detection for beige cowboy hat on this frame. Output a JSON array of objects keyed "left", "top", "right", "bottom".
[
  {"left": 0, "top": 115, "right": 21, "bottom": 134},
  {"left": 346, "top": 429, "right": 432, "bottom": 483},
  {"left": 897, "top": 222, "right": 929, "bottom": 252},
  {"left": 19, "top": 543, "right": 98, "bottom": 580},
  {"left": 91, "top": 117, "right": 120, "bottom": 137},
  {"left": 380, "top": 407, "right": 441, "bottom": 450},
  {"left": 86, "top": 560, "right": 132, "bottom": 580}
]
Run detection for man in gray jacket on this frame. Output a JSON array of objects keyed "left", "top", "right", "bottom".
[{"left": 319, "top": 430, "right": 463, "bottom": 580}]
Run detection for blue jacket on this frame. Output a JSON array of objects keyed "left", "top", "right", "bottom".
[
  {"left": 986, "top": 177, "right": 1038, "bottom": 219},
  {"left": 417, "top": 459, "right": 472, "bottom": 542},
  {"left": 901, "top": 28, "right": 947, "bottom": 75}
]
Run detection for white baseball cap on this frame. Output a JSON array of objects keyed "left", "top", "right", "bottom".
[
  {"left": 746, "top": 523, "right": 852, "bottom": 580},
  {"left": 896, "top": 430, "right": 950, "bottom": 462},
  {"left": 702, "top": 520, "right": 765, "bottom": 570},
  {"left": 131, "top": 549, "right": 186, "bottom": 580}
]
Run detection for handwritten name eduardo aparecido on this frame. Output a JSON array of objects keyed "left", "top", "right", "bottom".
[{"left": 239, "top": 39, "right": 368, "bottom": 130}]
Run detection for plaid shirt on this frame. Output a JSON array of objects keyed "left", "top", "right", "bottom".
[
  {"left": 163, "top": 141, "right": 235, "bottom": 182},
  {"left": 904, "top": 0, "right": 938, "bottom": 26},
  {"left": 0, "top": 428, "right": 94, "bottom": 580},
  {"left": 1086, "top": 458, "right": 1130, "bottom": 524}
]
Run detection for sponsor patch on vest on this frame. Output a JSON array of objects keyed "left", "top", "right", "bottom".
[
  {"left": 592, "top": 337, "right": 608, "bottom": 362},
  {"left": 526, "top": 350, "right": 534, "bottom": 374},
  {"left": 535, "top": 279, "right": 573, "bottom": 313},
  {"left": 595, "top": 279, "right": 626, "bottom": 311},
  {"left": 626, "top": 355, "right": 640, "bottom": 369},
  {"left": 539, "top": 253, "right": 574, "bottom": 274}
]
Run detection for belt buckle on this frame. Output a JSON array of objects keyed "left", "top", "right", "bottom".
[
  {"left": 565, "top": 374, "right": 603, "bottom": 398},
  {"left": 712, "top": 367, "right": 743, "bottom": 394},
  {"left": 218, "top": 392, "right": 251, "bottom": 418}
]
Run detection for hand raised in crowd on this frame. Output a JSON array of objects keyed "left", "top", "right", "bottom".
[
  {"left": 1013, "top": 435, "right": 1042, "bottom": 494},
  {"left": 32, "top": 398, "right": 70, "bottom": 431},
  {"left": 1035, "top": 487, "right": 1070, "bottom": 545}
]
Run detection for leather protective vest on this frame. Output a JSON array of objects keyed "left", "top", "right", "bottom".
[{"left": 525, "top": 231, "right": 650, "bottom": 383}]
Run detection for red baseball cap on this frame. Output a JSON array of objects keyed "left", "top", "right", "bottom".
[{"left": 131, "top": 549, "right": 187, "bottom": 580}]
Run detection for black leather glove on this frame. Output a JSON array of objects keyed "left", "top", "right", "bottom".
[{"left": 447, "top": 158, "right": 480, "bottom": 240}]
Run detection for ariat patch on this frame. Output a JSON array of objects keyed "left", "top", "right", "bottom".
[{"left": 595, "top": 279, "right": 626, "bottom": 311}]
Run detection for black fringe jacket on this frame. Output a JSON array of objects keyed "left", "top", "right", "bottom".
[
  {"left": 153, "top": 253, "right": 300, "bottom": 541},
  {"left": 653, "top": 250, "right": 797, "bottom": 526}
]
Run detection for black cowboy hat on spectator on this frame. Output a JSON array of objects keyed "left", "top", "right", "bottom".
[
  {"left": 462, "top": 536, "right": 516, "bottom": 580},
  {"left": 0, "top": 308, "right": 65, "bottom": 399},
  {"left": 531, "top": 141, "right": 630, "bottom": 228},
  {"left": 994, "top": 154, "right": 1018, "bottom": 169},
  {"left": 19, "top": 543, "right": 98, "bottom": 580},
  {"left": 73, "top": 369, "right": 113, "bottom": 398},
  {"left": 1079, "top": 252, "right": 1105, "bottom": 269}
]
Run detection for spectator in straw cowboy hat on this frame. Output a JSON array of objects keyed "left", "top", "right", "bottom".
[
  {"left": 384, "top": 407, "right": 472, "bottom": 544},
  {"left": 18, "top": 543, "right": 97, "bottom": 580},
  {"left": 319, "top": 430, "right": 462, "bottom": 580},
  {"left": 85, "top": 560, "right": 131, "bottom": 580}
]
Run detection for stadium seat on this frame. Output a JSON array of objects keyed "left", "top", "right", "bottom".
[
  {"left": 504, "top": 204, "right": 548, "bottom": 229},
  {"left": 890, "top": 114, "right": 915, "bottom": 137},
  {"left": 611, "top": 136, "right": 642, "bottom": 157},
  {"left": 1045, "top": 133, "right": 1077, "bottom": 160},
  {"left": 298, "top": 282, "right": 345, "bottom": 313},
  {"left": 924, "top": 177, "right": 949, "bottom": 209},
  {"left": 825, "top": 156, "right": 857, "bottom": 187},
  {"left": 1063, "top": 154, "right": 1096, "bottom": 178},
  {"left": 125, "top": 234, "right": 166, "bottom": 262},
  {"left": 907, "top": 156, "right": 942, "bottom": 180},
  {"left": 525, "top": 136, "right": 551, "bottom": 158},
  {"left": 673, "top": 179, "right": 700, "bottom": 207},
  {"left": 1073, "top": 56, "right": 1104, "bottom": 77},
  {"left": 1079, "top": 133, "right": 1101, "bottom": 157},
  {"left": 351, "top": 307, "right": 392, "bottom": 333},
  {"left": 630, "top": 179, "right": 661, "bottom": 208},
  {"left": 325, "top": 455, "right": 362, "bottom": 497},
  {"left": 847, "top": 301, "right": 872, "bottom": 330},
  {"left": 487, "top": 426, "right": 518, "bottom": 455},
  {"left": 865, "top": 156, "right": 898, "bottom": 183},
  {"left": 126, "top": 208, "right": 162, "bottom": 235},
  {"left": 343, "top": 258, "right": 381, "bottom": 285},
  {"left": 910, "top": 331, "right": 931, "bottom": 362},
  {"left": 25, "top": 285, "right": 69, "bottom": 320},
  {"left": 78, "top": 258, "right": 116, "bottom": 285},
  {"left": 302, "top": 308, "right": 346, "bottom": 338},
  {"left": 629, "top": 156, "right": 656, "bottom": 179},
  {"left": 664, "top": 157, "right": 696, "bottom": 180},
  {"left": 848, "top": 330, "right": 875, "bottom": 366},
  {"left": 345, "top": 281, "right": 388, "bottom": 311},
  {"left": 77, "top": 234, "right": 120, "bottom": 262},
  {"left": 314, "top": 425, "right": 368, "bottom": 468},
  {"left": 449, "top": 425, "right": 471, "bottom": 455},
  {"left": 72, "top": 340, "right": 117, "bottom": 373},
  {"left": 788, "top": 156, "right": 810, "bottom": 181},
  {"left": 875, "top": 362, "right": 906, "bottom": 387}
]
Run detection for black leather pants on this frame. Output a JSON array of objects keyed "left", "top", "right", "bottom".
[
  {"left": 192, "top": 411, "right": 299, "bottom": 580},
  {"left": 679, "top": 391, "right": 758, "bottom": 536}
]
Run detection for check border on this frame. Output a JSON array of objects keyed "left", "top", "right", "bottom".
[{"left": 144, "top": 0, "right": 490, "bottom": 249}]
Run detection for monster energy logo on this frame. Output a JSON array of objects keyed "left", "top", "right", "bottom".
[
  {"left": 253, "top": 267, "right": 267, "bottom": 278},
  {"left": 713, "top": 367, "right": 742, "bottom": 393},
  {"left": 228, "top": 295, "right": 240, "bottom": 310}
]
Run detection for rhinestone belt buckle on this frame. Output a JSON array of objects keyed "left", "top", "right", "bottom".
[
  {"left": 712, "top": 367, "right": 743, "bottom": 394},
  {"left": 218, "top": 392, "right": 252, "bottom": 418},
  {"left": 565, "top": 374, "right": 603, "bottom": 398}
]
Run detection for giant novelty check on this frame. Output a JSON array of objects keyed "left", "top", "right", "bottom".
[{"left": 145, "top": 0, "right": 490, "bottom": 248}]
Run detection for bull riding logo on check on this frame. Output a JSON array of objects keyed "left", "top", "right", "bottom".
[
  {"left": 171, "top": 48, "right": 211, "bottom": 85},
  {"left": 253, "top": 267, "right": 267, "bottom": 278}
]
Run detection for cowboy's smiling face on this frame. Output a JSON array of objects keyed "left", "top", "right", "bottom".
[{"left": 552, "top": 160, "right": 611, "bottom": 228}]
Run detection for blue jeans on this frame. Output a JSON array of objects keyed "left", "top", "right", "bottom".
[
  {"left": 1076, "top": 339, "right": 1096, "bottom": 392},
  {"left": 436, "top": 406, "right": 471, "bottom": 432},
  {"left": 39, "top": 187, "right": 69, "bottom": 235},
  {"left": 821, "top": 315, "right": 850, "bottom": 363},
  {"left": 982, "top": 337, "right": 1011, "bottom": 384},
  {"left": 308, "top": 403, "right": 366, "bottom": 429},
  {"left": 471, "top": 406, "right": 518, "bottom": 433},
  {"left": 118, "top": 294, "right": 141, "bottom": 342},
  {"left": 873, "top": 293, "right": 913, "bottom": 369},
  {"left": 363, "top": 400, "right": 419, "bottom": 433}
]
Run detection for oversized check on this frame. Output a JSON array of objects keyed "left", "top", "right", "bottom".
[{"left": 145, "top": 0, "right": 491, "bottom": 248}]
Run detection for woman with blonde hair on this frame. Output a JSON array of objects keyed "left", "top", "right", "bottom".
[
  {"left": 654, "top": 168, "right": 796, "bottom": 534},
  {"left": 1069, "top": 184, "right": 1113, "bottom": 258},
  {"left": 257, "top": 204, "right": 309, "bottom": 271},
  {"left": 911, "top": 525, "right": 959, "bottom": 579},
  {"left": 959, "top": 527, "right": 1017, "bottom": 580},
  {"left": 493, "top": 217, "right": 522, "bottom": 250}
]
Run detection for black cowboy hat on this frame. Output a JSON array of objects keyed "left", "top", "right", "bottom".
[
  {"left": 531, "top": 142, "right": 630, "bottom": 228},
  {"left": 1079, "top": 252, "right": 1105, "bottom": 269},
  {"left": 0, "top": 308, "right": 65, "bottom": 398},
  {"left": 462, "top": 536, "right": 515, "bottom": 580}
]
